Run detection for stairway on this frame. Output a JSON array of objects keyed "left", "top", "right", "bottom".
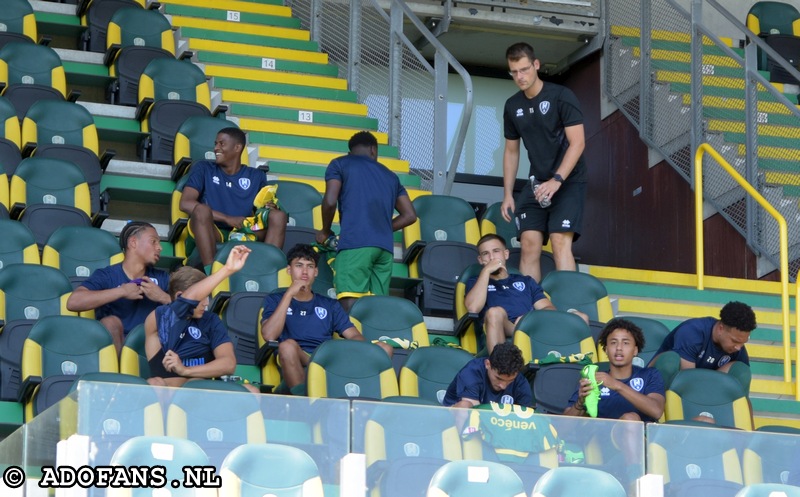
[{"left": 590, "top": 265, "right": 800, "bottom": 429}]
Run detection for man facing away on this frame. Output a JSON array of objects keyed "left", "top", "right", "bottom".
[{"left": 316, "top": 130, "right": 417, "bottom": 312}]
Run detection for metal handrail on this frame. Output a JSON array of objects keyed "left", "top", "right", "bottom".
[{"left": 695, "top": 143, "right": 793, "bottom": 392}]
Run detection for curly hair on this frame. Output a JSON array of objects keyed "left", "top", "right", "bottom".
[
  {"left": 286, "top": 243, "right": 319, "bottom": 266},
  {"left": 598, "top": 318, "right": 645, "bottom": 352},
  {"left": 720, "top": 301, "right": 757, "bottom": 332},
  {"left": 488, "top": 342, "right": 525, "bottom": 376}
]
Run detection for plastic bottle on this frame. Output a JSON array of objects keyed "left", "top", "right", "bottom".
[{"left": 530, "top": 175, "right": 551, "bottom": 208}]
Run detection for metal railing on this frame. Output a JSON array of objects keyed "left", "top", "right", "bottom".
[
  {"left": 695, "top": 144, "right": 793, "bottom": 393},
  {"left": 288, "top": 0, "right": 473, "bottom": 194}
]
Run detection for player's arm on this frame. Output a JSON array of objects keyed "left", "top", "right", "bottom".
[
  {"left": 181, "top": 245, "right": 250, "bottom": 302},
  {"left": 392, "top": 194, "right": 417, "bottom": 231},
  {"left": 317, "top": 178, "right": 341, "bottom": 242},
  {"left": 340, "top": 326, "right": 365, "bottom": 341},
  {"left": 501, "top": 138, "right": 521, "bottom": 222},
  {"left": 166, "top": 342, "right": 236, "bottom": 379},
  {"left": 143, "top": 310, "right": 161, "bottom": 361},
  {"left": 598, "top": 372, "right": 665, "bottom": 420},
  {"left": 554, "top": 123, "right": 585, "bottom": 180},
  {"left": 66, "top": 284, "right": 140, "bottom": 312},
  {"left": 464, "top": 271, "right": 494, "bottom": 314},
  {"left": 180, "top": 185, "right": 243, "bottom": 229},
  {"left": 532, "top": 297, "right": 557, "bottom": 312}
]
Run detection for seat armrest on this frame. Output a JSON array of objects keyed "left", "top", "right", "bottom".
[
  {"left": 10, "top": 202, "right": 25, "bottom": 220},
  {"left": 178, "top": 50, "right": 194, "bottom": 60},
  {"left": 99, "top": 149, "right": 116, "bottom": 171},
  {"left": 135, "top": 98, "right": 155, "bottom": 121},
  {"left": 21, "top": 142, "right": 36, "bottom": 158},
  {"left": 454, "top": 312, "right": 479, "bottom": 337},
  {"left": 167, "top": 218, "right": 188, "bottom": 244},
  {"left": 401, "top": 239, "right": 427, "bottom": 265},
  {"left": 212, "top": 104, "right": 229, "bottom": 117},
  {"left": 91, "top": 208, "right": 109, "bottom": 228},
  {"left": 255, "top": 340, "right": 279, "bottom": 368},
  {"left": 17, "top": 375, "right": 42, "bottom": 404},
  {"left": 172, "top": 157, "right": 192, "bottom": 181},
  {"left": 38, "top": 36, "right": 52, "bottom": 46},
  {"left": 208, "top": 292, "right": 231, "bottom": 314},
  {"left": 103, "top": 44, "right": 122, "bottom": 66},
  {"left": 67, "top": 89, "right": 81, "bottom": 103}
]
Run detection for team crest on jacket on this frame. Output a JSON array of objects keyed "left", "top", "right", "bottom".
[
  {"left": 539, "top": 101, "right": 551, "bottom": 115},
  {"left": 188, "top": 326, "right": 201, "bottom": 339},
  {"left": 513, "top": 281, "right": 526, "bottom": 291},
  {"left": 315, "top": 307, "right": 328, "bottom": 319},
  {"left": 239, "top": 178, "right": 251, "bottom": 190},
  {"left": 630, "top": 377, "right": 644, "bottom": 391}
]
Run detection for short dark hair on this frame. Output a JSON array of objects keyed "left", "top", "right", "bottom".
[
  {"left": 119, "top": 221, "right": 156, "bottom": 252},
  {"left": 506, "top": 42, "right": 536, "bottom": 63},
  {"left": 168, "top": 266, "right": 206, "bottom": 299},
  {"left": 348, "top": 131, "right": 378, "bottom": 151},
  {"left": 286, "top": 243, "right": 319, "bottom": 266},
  {"left": 720, "top": 301, "right": 757, "bottom": 332},
  {"left": 488, "top": 342, "right": 525, "bottom": 375},
  {"left": 218, "top": 127, "right": 246, "bottom": 148},
  {"left": 477, "top": 233, "right": 507, "bottom": 250},
  {"left": 598, "top": 318, "right": 645, "bottom": 352}
]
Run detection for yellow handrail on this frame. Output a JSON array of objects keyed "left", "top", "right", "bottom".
[{"left": 694, "top": 144, "right": 794, "bottom": 393}]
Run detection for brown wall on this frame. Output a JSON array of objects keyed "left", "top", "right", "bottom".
[{"left": 557, "top": 52, "right": 765, "bottom": 279}]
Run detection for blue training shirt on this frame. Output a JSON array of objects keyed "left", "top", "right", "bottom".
[
  {"left": 654, "top": 316, "right": 750, "bottom": 368},
  {"left": 568, "top": 366, "right": 665, "bottom": 422},
  {"left": 465, "top": 273, "right": 547, "bottom": 321},
  {"left": 442, "top": 357, "right": 533, "bottom": 407},
  {"left": 155, "top": 296, "right": 231, "bottom": 367},
  {"left": 325, "top": 153, "right": 408, "bottom": 253},
  {"left": 261, "top": 291, "right": 355, "bottom": 353},
  {"left": 80, "top": 263, "right": 169, "bottom": 335},
  {"left": 184, "top": 160, "right": 268, "bottom": 228}
]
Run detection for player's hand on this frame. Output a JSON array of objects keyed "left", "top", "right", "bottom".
[
  {"left": 316, "top": 228, "right": 333, "bottom": 245},
  {"left": 120, "top": 282, "right": 144, "bottom": 300},
  {"left": 139, "top": 277, "right": 165, "bottom": 301},
  {"left": 225, "top": 245, "right": 251, "bottom": 272},
  {"left": 594, "top": 372, "right": 618, "bottom": 391},
  {"left": 500, "top": 197, "right": 515, "bottom": 222},
  {"left": 162, "top": 350, "right": 185, "bottom": 375},
  {"left": 577, "top": 377, "right": 593, "bottom": 399},
  {"left": 286, "top": 277, "right": 308, "bottom": 298},
  {"left": 226, "top": 215, "right": 246, "bottom": 230},
  {"left": 481, "top": 257, "right": 505, "bottom": 275},
  {"left": 534, "top": 179, "right": 562, "bottom": 204}
]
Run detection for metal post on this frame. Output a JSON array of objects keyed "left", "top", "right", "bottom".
[
  {"left": 309, "top": 0, "right": 322, "bottom": 44},
  {"left": 639, "top": 0, "right": 652, "bottom": 142},
  {"left": 347, "top": 0, "right": 361, "bottom": 92},
  {"left": 432, "top": 51, "right": 448, "bottom": 194},
  {"left": 689, "top": 0, "right": 703, "bottom": 178},
  {"left": 388, "top": 2, "right": 403, "bottom": 147},
  {"left": 744, "top": 41, "right": 759, "bottom": 248}
]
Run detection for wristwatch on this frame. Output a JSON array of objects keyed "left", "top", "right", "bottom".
[{"left": 553, "top": 173, "right": 564, "bottom": 183}]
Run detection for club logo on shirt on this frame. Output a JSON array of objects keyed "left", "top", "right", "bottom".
[
  {"left": 718, "top": 355, "right": 731, "bottom": 367},
  {"left": 212, "top": 175, "right": 220, "bottom": 185},
  {"left": 188, "top": 326, "right": 201, "bottom": 339},
  {"left": 515, "top": 108, "right": 523, "bottom": 117},
  {"left": 600, "top": 386, "right": 611, "bottom": 397},
  {"left": 487, "top": 284, "right": 496, "bottom": 292},
  {"left": 630, "top": 377, "right": 644, "bottom": 391},
  {"left": 539, "top": 101, "right": 551, "bottom": 115},
  {"left": 151, "top": 277, "right": 159, "bottom": 286},
  {"left": 315, "top": 307, "right": 328, "bottom": 319},
  {"left": 239, "top": 178, "right": 251, "bottom": 190},
  {"left": 500, "top": 395, "right": 514, "bottom": 405},
  {"left": 513, "top": 281, "right": 525, "bottom": 291},
  {"left": 286, "top": 307, "right": 293, "bottom": 316}
]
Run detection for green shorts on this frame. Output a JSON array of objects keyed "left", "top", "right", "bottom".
[
  {"left": 184, "top": 225, "right": 232, "bottom": 260},
  {"left": 334, "top": 247, "right": 393, "bottom": 299}
]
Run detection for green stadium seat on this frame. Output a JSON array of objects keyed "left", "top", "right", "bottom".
[
  {"left": 306, "top": 339, "right": 398, "bottom": 399},
  {"left": 220, "top": 443, "right": 324, "bottom": 497},
  {"left": 426, "top": 460, "right": 527, "bottom": 497}
]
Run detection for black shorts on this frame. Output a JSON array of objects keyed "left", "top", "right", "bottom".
[
  {"left": 514, "top": 180, "right": 586, "bottom": 243},
  {"left": 147, "top": 349, "right": 181, "bottom": 379}
]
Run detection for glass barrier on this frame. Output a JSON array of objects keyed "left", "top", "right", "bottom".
[{"left": 2, "top": 380, "right": 799, "bottom": 497}]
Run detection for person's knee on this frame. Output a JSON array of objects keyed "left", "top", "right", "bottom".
[
  {"left": 268, "top": 208, "right": 288, "bottom": 226},
  {"left": 549, "top": 233, "right": 574, "bottom": 253},
  {"left": 278, "top": 340, "right": 301, "bottom": 362},
  {"left": 147, "top": 377, "right": 167, "bottom": 387},
  {"left": 189, "top": 203, "right": 213, "bottom": 224},
  {"left": 100, "top": 316, "right": 124, "bottom": 340},
  {"left": 620, "top": 412, "right": 642, "bottom": 421},
  {"left": 484, "top": 306, "right": 509, "bottom": 323}
]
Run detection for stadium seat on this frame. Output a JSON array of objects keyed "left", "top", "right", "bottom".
[
  {"left": 0, "top": 42, "right": 68, "bottom": 120},
  {"left": 479, "top": 202, "right": 521, "bottom": 249},
  {"left": 306, "top": 339, "right": 399, "bottom": 399},
  {"left": 209, "top": 241, "right": 290, "bottom": 307},
  {"left": 735, "top": 484, "right": 800, "bottom": 497},
  {"left": 41, "top": 225, "right": 123, "bottom": 288},
  {"left": 169, "top": 173, "right": 192, "bottom": 262},
  {"left": 0, "top": 0, "right": 37, "bottom": 48},
  {"left": 172, "top": 116, "right": 246, "bottom": 180},
  {"left": 61, "top": 372, "right": 164, "bottom": 465},
  {"left": 665, "top": 368, "right": 753, "bottom": 430},
  {"left": 80, "top": 0, "right": 144, "bottom": 53},
  {"left": 119, "top": 323, "right": 149, "bottom": 379},
  {"left": 137, "top": 58, "right": 213, "bottom": 164},
  {"left": 398, "top": 346, "right": 473, "bottom": 404},
  {"left": 426, "top": 459, "right": 527, "bottom": 497},
  {"left": 648, "top": 425, "right": 744, "bottom": 497},
  {"left": 218, "top": 290, "right": 269, "bottom": 384},
  {"left": 267, "top": 179, "right": 323, "bottom": 229},
  {"left": 21, "top": 99, "right": 99, "bottom": 154},
  {"left": 532, "top": 362, "right": 585, "bottom": 414},
  {"left": 349, "top": 295, "right": 430, "bottom": 373},
  {"left": 411, "top": 241, "right": 478, "bottom": 316},
  {"left": 746, "top": 1, "right": 800, "bottom": 71},
  {"left": 0, "top": 95, "right": 21, "bottom": 176},
  {"left": 0, "top": 219, "right": 39, "bottom": 268},
  {"left": 453, "top": 263, "right": 486, "bottom": 355},
  {"left": 107, "top": 435, "right": 216, "bottom": 497},
  {"left": 742, "top": 431, "right": 800, "bottom": 485},
  {"left": 512, "top": 309, "right": 596, "bottom": 364},
  {"left": 0, "top": 319, "right": 34, "bottom": 402},
  {"left": 362, "top": 401, "right": 462, "bottom": 497},
  {"left": 540, "top": 270, "right": 614, "bottom": 322},
  {"left": 460, "top": 405, "right": 559, "bottom": 490},
  {"left": 166, "top": 380, "right": 266, "bottom": 467},
  {"left": 9, "top": 157, "right": 92, "bottom": 219},
  {"left": 18, "top": 203, "right": 92, "bottom": 249},
  {"left": 606, "top": 315, "right": 670, "bottom": 366},
  {"left": 532, "top": 467, "right": 626, "bottom": 497},
  {"left": 0, "top": 263, "right": 75, "bottom": 324},
  {"left": 105, "top": 7, "right": 175, "bottom": 106},
  {"left": 20, "top": 315, "right": 118, "bottom": 420},
  {"left": 220, "top": 443, "right": 324, "bottom": 497}
]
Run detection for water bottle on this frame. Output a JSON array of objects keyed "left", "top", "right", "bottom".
[
  {"left": 229, "top": 232, "right": 246, "bottom": 241},
  {"left": 324, "top": 234, "right": 339, "bottom": 250},
  {"left": 530, "top": 175, "right": 551, "bottom": 208}
]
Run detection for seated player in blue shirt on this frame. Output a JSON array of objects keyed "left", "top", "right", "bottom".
[
  {"left": 565, "top": 318, "right": 665, "bottom": 422},
  {"left": 179, "top": 127, "right": 287, "bottom": 273},
  {"left": 465, "top": 234, "right": 588, "bottom": 354},
  {"left": 442, "top": 342, "right": 532, "bottom": 409},
  {"left": 649, "top": 301, "right": 755, "bottom": 392},
  {"left": 144, "top": 244, "right": 251, "bottom": 388},
  {"left": 67, "top": 221, "right": 171, "bottom": 355},
  {"left": 260, "top": 244, "right": 393, "bottom": 392}
]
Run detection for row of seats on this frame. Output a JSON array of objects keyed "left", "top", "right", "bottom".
[{"left": 746, "top": 1, "right": 800, "bottom": 85}]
